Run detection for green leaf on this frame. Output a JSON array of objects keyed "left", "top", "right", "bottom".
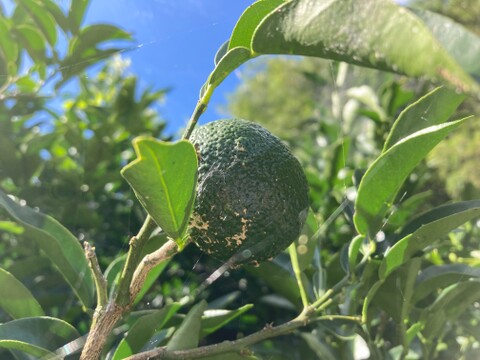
[
  {"left": 251, "top": 0, "right": 478, "bottom": 94},
  {"left": 0, "top": 268, "right": 44, "bottom": 319},
  {"left": 379, "top": 200, "right": 480, "bottom": 279},
  {"left": 0, "top": 220, "right": 24, "bottom": 235},
  {"left": 413, "top": 264, "right": 480, "bottom": 303},
  {"left": 0, "top": 317, "right": 80, "bottom": 358},
  {"left": 69, "top": 24, "right": 131, "bottom": 57},
  {"left": 348, "top": 235, "right": 365, "bottom": 273},
  {"left": 17, "top": 0, "right": 57, "bottom": 46},
  {"left": 13, "top": 24, "right": 47, "bottom": 62},
  {"left": 383, "top": 86, "right": 465, "bottom": 151},
  {"left": 68, "top": 0, "right": 89, "bottom": 34},
  {"left": 121, "top": 137, "right": 198, "bottom": 243},
  {"left": 295, "top": 208, "right": 319, "bottom": 271},
  {"left": 0, "top": 18, "right": 19, "bottom": 65},
  {"left": 228, "top": 0, "right": 286, "bottom": 50},
  {"left": 112, "top": 303, "right": 182, "bottom": 360},
  {"left": 0, "top": 190, "right": 95, "bottom": 308},
  {"left": 43, "top": 0, "right": 69, "bottom": 33},
  {"left": 214, "top": 40, "right": 229, "bottom": 65},
  {"left": 200, "top": 304, "right": 253, "bottom": 338},
  {"left": 354, "top": 117, "right": 470, "bottom": 237},
  {"left": 166, "top": 300, "right": 207, "bottom": 351},
  {"left": 411, "top": 8, "right": 480, "bottom": 77}
]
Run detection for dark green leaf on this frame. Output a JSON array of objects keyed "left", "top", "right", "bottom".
[
  {"left": 121, "top": 137, "right": 198, "bottom": 243},
  {"left": 0, "top": 190, "right": 95, "bottom": 308},
  {"left": 251, "top": 0, "right": 478, "bottom": 94},
  {"left": 354, "top": 117, "right": 470, "bottom": 237},
  {"left": 380, "top": 200, "right": 480, "bottom": 279},
  {"left": 0, "top": 268, "right": 44, "bottom": 319},
  {"left": 68, "top": 0, "right": 89, "bottom": 34},
  {"left": 112, "top": 303, "right": 182, "bottom": 360},
  {"left": 17, "top": 0, "right": 57, "bottom": 46},
  {"left": 411, "top": 8, "right": 480, "bottom": 77},
  {"left": 200, "top": 304, "right": 253, "bottom": 338},
  {"left": 0, "top": 317, "right": 80, "bottom": 358},
  {"left": 383, "top": 86, "right": 465, "bottom": 150},
  {"left": 228, "top": 0, "right": 286, "bottom": 50},
  {"left": 166, "top": 300, "right": 207, "bottom": 351},
  {"left": 413, "top": 264, "right": 480, "bottom": 303}
]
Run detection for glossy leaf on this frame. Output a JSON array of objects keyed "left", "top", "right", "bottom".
[
  {"left": 200, "top": 304, "right": 253, "bottom": 337},
  {"left": 354, "top": 117, "right": 469, "bottom": 237},
  {"left": 413, "top": 264, "right": 480, "bottom": 303},
  {"left": 17, "top": 0, "right": 57, "bottom": 46},
  {"left": 0, "top": 190, "right": 95, "bottom": 308},
  {"left": 379, "top": 200, "right": 480, "bottom": 279},
  {"left": 251, "top": 0, "right": 478, "bottom": 94},
  {"left": 411, "top": 8, "right": 480, "bottom": 77},
  {"left": 166, "top": 300, "right": 208, "bottom": 351},
  {"left": 0, "top": 317, "right": 80, "bottom": 358},
  {"left": 121, "top": 137, "right": 198, "bottom": 243},
  {"left": 0, "top": 268, "right": 44, "bottom": 319},
  {"left": 228, "top": 0, "right": 285, "bottom": 50},
  {"left": 383, "top": 86, "right": 465, "bottom": 150},
  {"left": 112, "top": 303, "right": 182, "bottom": 360}
]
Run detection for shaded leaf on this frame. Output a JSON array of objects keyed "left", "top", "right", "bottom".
[
  {"left": 0, "top": 317, "right": 80, "bottom": 358},
  {"left": 43, "top": 0, "right": 69, "bottom": 33},
  {"left": 0, "top": 268, "right": 44, "bottom": 319},
  {"left": 200, "top": 304, "right": 253, "bottom": 338},
  {"left": 13, "top": 24, "right": 46, "bottom": 62},
  {"left": 166, "top": 300, "right": 207, "bottom": 351},
  {"left": 112, "top": 303, "right": 182, "bottom": 360},
  {"left": 0, "top": 190, "right": 95, "bottom": 308},
  {"left": 354, "top": 117, "right": 469, "bottom": 237},
  {"left": 17, "top": 0, "right": 57, "bottom": 46},
  {"left": 214, "top": 40, "right": 229, "bottom": 66},
  {"left": 380, "top": 200, "right": 480, "bottom": 279},
  {"left": 121, "top": 137, "right": 198, "bottom": 243},
  {"left": 0, "top": 18, "right": 19, "bottom": 64},
  {"left": 68, "top": 0, "right": 88, "bottom": 34},
  {"left": 383, "top": 86, "right": 465, "bottom": 150},
  {"left": 251, "top": 0, "right": 478, "bottom": 94}
]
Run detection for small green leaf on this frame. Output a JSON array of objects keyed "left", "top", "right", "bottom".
[
  {"left": 214, "top": 40, "right": 229, "bottom": 65},
  {"left": 348, "top": 235, "right": 365, "bottom": 273},
  {"left": 166, "top": 300, "right": 208, "bottom": 351},
  {"left": 413, "top": 264, "right": 480, "bottom": 303},
  {"left": 0, "top": 268, "right": 44, "bottom": 319},
  {"left": 69, "top": 24, "right": 131, "bottom": 57},
  {"left": 0, "top": 18, "right": 19, "bottom": 64},
  {"left": 0, "top": 220, "right": 24, "bottom": 235},
  {"left": 379, "top": 200, "right": 480, "bottom": 279},
  {"left": 0, "top": 190, "right": 95, "bottom": 308},
  {"left": 200, "top": 304, "right": 253, "bottom": 338},
  {"left": 383, "top": 86, "right": 465, "bottom": 151},
  {"left": 17, "top": 0, "right": 57, "bottom": 46},
  {"left": 43, "top": 0, "right": 69, "bottom": 33},
  {"left": 251, "top": 0, "right": 478, "bottom": 94},
  {"left": 354, "top": 117, "right": 470, "bottom": 237},
  {"left": 121, "top": 137, "right": 198, "bottom": 242},
  {"left": 112, "top": 303, "right": 182, "bottom": 360},
  {"left": 228, "top": 0, "right": 286, "bottom": 50},
  {"left": 0, "top": 317, "right": 80, "bottom": 358},
  {"left": 13, "top": 24, "right": 47, "bottom": 62}
]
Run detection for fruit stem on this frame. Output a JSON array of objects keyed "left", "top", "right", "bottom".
[
  {"left": 182, "top": 84, "right": 214, "bottom": 140},
  {"left": 288, "top": 242, "right": 310, "bottom": 309}
]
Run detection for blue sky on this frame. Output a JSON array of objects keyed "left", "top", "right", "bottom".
[{"left": 85, "top": 0, "right": 256, "bottom": 136}]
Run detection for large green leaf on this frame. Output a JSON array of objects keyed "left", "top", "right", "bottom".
[
  {"left": 0, "top": 268, "right": 44, "bottom": 319},
  {"left": 121, "top": 137, "right": 197, "bottom": 243},
  {"left": 67, "top": 0, "right": 89, "bottom": 34},
  {"left": 383, "top": 86, "right": 465, "bottom": 150},
  {"left": 411, "top": 8, "right": 480, "bottom": 77},
  {"left": 354, "top": 117, "right": 469, "bottom": 237},
  {"left": 200, "top": 304, "right": 253, "bottom": 338},
  {"left": 379, "top": 200, "right": 480, "bottom": 280},
  {"left": 251, "top": 0, "right": 478, "bottom": 94},
  {"left": 166, "top": 300, "right": 207, "bottom": 351},
  {"left": 0, "top": 190, "right": 95, "bottom": 308},
  {"left": 17, "top": 0, "right": 57, "bottom": 46},
  {"left": 112, "top": 303, "right": 182, "bottom": 360},
  {"left": 0, "top": 317, "right": 80, "bottom": 358}
]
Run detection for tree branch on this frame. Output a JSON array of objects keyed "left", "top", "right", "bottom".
[{"left": 84, "top": 241, "right": 108, "bottom": 307}]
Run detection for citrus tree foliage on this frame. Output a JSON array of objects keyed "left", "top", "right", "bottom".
[{"left": 0, "top": 1, "right": 479, "bottom": 360}]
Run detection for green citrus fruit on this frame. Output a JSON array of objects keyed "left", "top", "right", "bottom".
[{"left": 189, "top": 118, "right": 309, "bottom": 265}]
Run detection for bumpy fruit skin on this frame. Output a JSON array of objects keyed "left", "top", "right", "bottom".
[{"left": 189, "top": 118, "right": 309, "bottom": 265}]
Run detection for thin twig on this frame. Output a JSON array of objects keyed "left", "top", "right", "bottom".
[
  {"left": 288, "top": 243, "right": 310, "bottom": 309},
  {"left": 84, "top": 241, "right": 108, "bottom": 308}
]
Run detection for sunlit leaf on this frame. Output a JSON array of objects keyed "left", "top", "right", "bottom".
[
  {"left": 0, "top": 268, "right": 44, "bottom": 319},
  {"left": 13, "top": 24, "right": 47, "bottom": 62},
  {"left": 68, "top": 0, "right": 88, "bottom": 34},
  {"left": 0, "top": 317, "right": 80, "bottom": 358},
  {"left": 17, "top": 0, "right": 57, "bottom": 46},
  {"left": 112, "top": 303, "right": 182, "bottom": 360},
  {"left": 354, "top": 117, "right": 470, "bottom": 237},
  {"left": 383, "top": 86, "right": 465, "bottom": 150},
  {"left": 251, "top": 0, "right": 478, "bottom": 94},
  {"left": 166, "top": 300, "right": 207, "bottom": 351},
  {"left": 200, "top": 304, "right": 253, "bottom": 337},
  {"left": 121, "top": 137, "right": 198, "bottom": 243},
  {"left": 379, "top": 200, "right": 480, "bottom": 279},
  {"left": 295, "top": 208, "right": 319, "bottom": 271},
  {"left": 0, "top": 190, "right": 95, "bottom": 308}
]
